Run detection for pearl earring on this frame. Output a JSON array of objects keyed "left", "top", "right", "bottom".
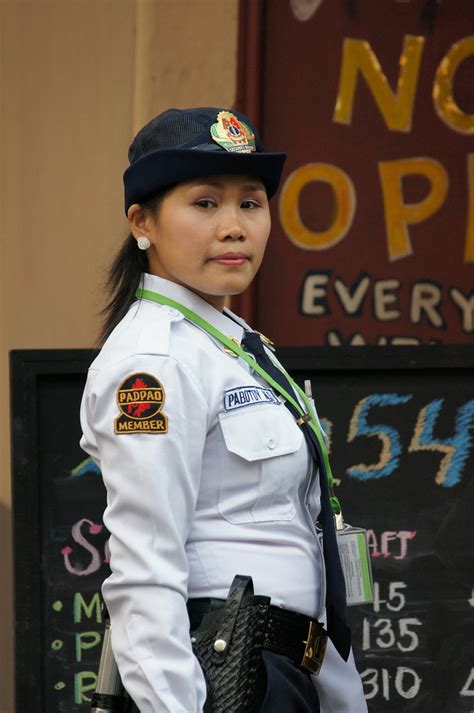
[{"left": 137, "top": 236, "right": 151, "bottom": 250}]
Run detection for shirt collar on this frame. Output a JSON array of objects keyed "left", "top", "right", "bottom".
[{"left": 141, "top": 273, "right": 245, "bottom": 344}]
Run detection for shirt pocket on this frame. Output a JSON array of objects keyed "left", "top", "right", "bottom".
[{"left": 217, "top": 405, "right": 305, "bottom": 524}]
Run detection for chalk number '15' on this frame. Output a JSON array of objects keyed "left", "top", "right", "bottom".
[{"left": 344, "top": 394, "right": 474, "bottom": 486}]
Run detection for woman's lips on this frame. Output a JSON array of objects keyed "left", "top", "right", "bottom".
[{"left": 212, "top": 253, "right": 249, "bottom": 266}]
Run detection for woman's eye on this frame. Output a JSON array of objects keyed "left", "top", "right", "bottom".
[
  {"left": 241, "top": 200, "right": 259, "bottom": 209},
  {"left": 195, "top": 199, "right": 216, "bottom": 209}
]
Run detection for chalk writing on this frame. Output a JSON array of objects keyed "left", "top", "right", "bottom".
[
  {"left": 362, "top": 617, "right": 422, "bottom": 652},
  {"left": 71, "top": 457, "right": 101, "bottom": 477},
  {"left": 366, "top": 532, "right": 417, "bottom": 560},
  {"left": 347, "top": 393, "right": 413, "bottom": 478},
  {"left": 371, "top": 581, "right": 407, "bottom": 611},
  {"left": 76, "top": 632, "right": 101, "bottom": 663},
  {"left": 408, "top": 398, "right": 474, "bottom": 487},
  {"left": 361, "top": 667, "right": 422, "bottom": 701},
  {"left": 73, "top": 592, "right": 103, "bottom": 625},
  {"left": 360, "top": 580, "right": 425, "bottom": 702},
  {"left": 74, "top": 672, "right": 97, "bottom": 705},
  {"left": 346, "top": 394, "right": 474, "bottom": 486},
  {"left": 461, "top": 669, "right": 474, "bottom": 697},
  {"left": 62, "top": 520, "right": 109, "bottom": 576}
]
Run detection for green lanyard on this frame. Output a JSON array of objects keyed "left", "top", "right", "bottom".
[{"left": 136, "top": 287, "right": 341, "bottom": 515}]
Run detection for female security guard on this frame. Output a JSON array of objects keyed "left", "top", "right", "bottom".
[{"left": 80, "top": 107, "right": 367, "bottom": 713}]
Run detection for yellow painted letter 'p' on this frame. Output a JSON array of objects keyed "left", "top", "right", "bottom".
[{"left": 378, "top": 158, "right": 449, "bottom": 261}]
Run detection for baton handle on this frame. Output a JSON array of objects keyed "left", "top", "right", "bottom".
[{"left": 90, "top": 607, "right": 129, "bottom": 713}]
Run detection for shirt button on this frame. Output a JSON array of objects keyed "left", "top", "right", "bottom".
[{"left": 267, "top": 438, "right": 276, "bottom": 450}]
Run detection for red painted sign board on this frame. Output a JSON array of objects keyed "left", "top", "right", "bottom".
[{"left": 252, "top": 0, "right": 473, "bottom": 346}]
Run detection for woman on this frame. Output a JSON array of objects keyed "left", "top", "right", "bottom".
[{"left": 80, "top": 107, "right": 367, "bottom": 713}]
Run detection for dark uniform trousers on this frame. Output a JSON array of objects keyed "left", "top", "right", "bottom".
[
  {"left": 255, "top": 650, "right": 320, "bottom": 712},
  {"left": 127, "top": 651, "right": 320, "bottom": 713}
]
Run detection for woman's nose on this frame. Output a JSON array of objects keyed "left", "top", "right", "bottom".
[{"left": 217, "top": 211, "right": 245, "bottom": 241}]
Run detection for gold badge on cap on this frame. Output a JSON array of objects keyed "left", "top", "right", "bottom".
[{"left": 210, "top": 111, "right": 256, "bottom": 153}]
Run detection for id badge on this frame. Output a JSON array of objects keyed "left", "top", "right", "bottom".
[{"left": 336, "top": 524, "right": 374, "bottom": 606}]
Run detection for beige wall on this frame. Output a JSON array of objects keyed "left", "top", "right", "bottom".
[{"left": 0, "top": 1, "right": 238, "bottom": 710}]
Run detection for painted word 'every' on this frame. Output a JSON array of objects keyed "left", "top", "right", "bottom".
[{"left": 300, "top": 272, "right": 473, "bottom": 333}]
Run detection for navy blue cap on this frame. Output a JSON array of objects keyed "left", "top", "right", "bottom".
[{"left": 123, "top": 107, "right": 286, "bottom": 213}]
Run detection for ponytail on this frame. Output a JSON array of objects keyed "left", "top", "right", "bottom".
[
  {"left": 98, "top": 234, "right": 148, "bottom": 344},
  {"left": 99, "top": 191, "right": 167, "bottom": 344}
]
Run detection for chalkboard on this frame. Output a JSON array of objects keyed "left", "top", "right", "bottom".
[{"left": 11, "top": 346, "right": 474, "bottom": 713}]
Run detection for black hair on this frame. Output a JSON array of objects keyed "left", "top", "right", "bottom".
[{"left": 99, "top": 191, "right": 167, "bottom": 344}]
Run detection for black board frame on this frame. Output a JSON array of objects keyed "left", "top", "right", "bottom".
[
  {"left": 10, "top": 349, "right": 97, "bottom": 713},
  {"left": 10, "top": 345, "right": 474, "bottom": 712}
]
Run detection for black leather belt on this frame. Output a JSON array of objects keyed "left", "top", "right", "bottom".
[{"left": 187, "top": 598, "right": 328, "bottom": 675}]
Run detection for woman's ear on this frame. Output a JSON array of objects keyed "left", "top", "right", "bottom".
[{"left": 127, "top": 204, "right": 154, "bottom": 241}]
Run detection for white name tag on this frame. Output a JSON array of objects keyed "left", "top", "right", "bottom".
[
  {"left": 336, "top": 525, "right": 374, "bottom": 606},
  {"left": 224, "top": 386, "right": 280, "bottom": 412}
]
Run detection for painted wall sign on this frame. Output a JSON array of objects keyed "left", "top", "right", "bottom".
[{"left": 256, "top": 0, "right": 473, "bottom": 345}]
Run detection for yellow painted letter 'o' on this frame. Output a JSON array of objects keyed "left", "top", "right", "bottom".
[{"left": 279, "top": 163, "right": 356, "bottom": 250}]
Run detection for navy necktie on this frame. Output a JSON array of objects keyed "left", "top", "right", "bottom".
[{"left": 241, "top": 331, "right": 351, "bottom": 661}]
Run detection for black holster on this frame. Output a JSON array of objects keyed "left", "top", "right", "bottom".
[{"left": 188, "top": 575, "right": 270, "bottom": 713}]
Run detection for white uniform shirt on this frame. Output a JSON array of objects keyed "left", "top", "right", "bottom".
[{"left": 80, "top": 273, "right": 367, "bottom": 713}]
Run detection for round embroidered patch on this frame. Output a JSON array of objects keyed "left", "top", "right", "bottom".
[{"left": 114, "top": 372, "right": 168, "bottom": 434}]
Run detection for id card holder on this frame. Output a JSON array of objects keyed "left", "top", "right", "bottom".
[{"left": 336, "top": 523, "right": 374, "bottom": 606}]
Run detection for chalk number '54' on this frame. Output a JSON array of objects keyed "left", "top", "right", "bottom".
[{"left": 344, "top": 394, "right": 474, "bottom": 486}]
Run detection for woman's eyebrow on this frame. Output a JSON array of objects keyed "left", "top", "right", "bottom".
[
  {"left": 191, "top": 180, "right": 265, "bottom": 192},
  {"left": 241, "top": 183, "right": 266, "bottom": 192}
]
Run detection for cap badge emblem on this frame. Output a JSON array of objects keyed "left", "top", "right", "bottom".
[{"left": 210, "top": 111, "right": 256, "bottom": 153}]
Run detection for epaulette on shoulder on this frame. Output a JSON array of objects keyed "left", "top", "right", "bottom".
[{"left": 135, "top": 303, "right": 185, "bottom": 356}]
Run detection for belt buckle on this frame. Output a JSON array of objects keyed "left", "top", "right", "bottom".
[{"left": 301, "top": 620, "right": 327, "bottom": 674}]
